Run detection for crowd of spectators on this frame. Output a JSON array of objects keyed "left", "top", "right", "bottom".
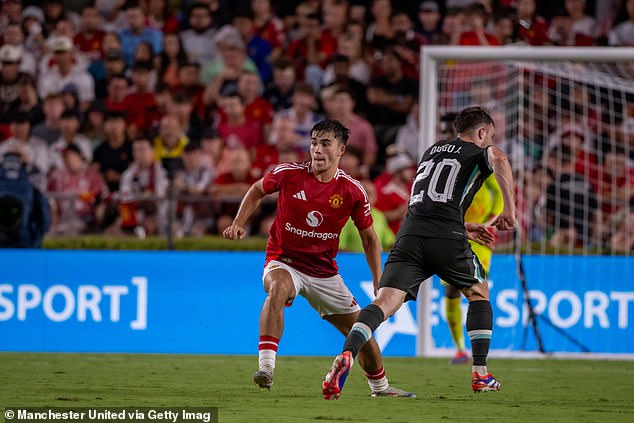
[{"left": 0, "top": 0, "right": 632, "bottom": 252}]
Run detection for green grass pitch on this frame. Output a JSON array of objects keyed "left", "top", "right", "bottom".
[{"left": 1, "top": 353, "right": 633, "bottom": 423}]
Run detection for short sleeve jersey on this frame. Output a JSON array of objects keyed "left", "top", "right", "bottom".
[
  {"left": 399, "top": 138, "right": 493, "bottom": 240},
  {"left": 262, "top": 162, "right": 373, "bottom": 277}
]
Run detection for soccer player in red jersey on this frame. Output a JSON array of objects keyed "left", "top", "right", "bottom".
[{"left": 223, "top": 120, "right": 414, "bottom": 398}]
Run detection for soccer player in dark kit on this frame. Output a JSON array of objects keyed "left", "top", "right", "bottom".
[
  {"left": 223, "top": 119, "right": 413, "bottom": 398},
  {"left": 323, "top": 107, "right": 516, "bottom": 398}
]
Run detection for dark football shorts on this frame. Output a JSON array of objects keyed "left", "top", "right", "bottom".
[{"left": 379, "top": 235, "right": 486, "bottom": 302}]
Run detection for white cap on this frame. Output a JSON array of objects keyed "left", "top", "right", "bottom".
[
  {"left": 214, "top": 25, "right": 245, "bottom": 50},
  {"left": 419, "top": 1, "right": 440, "bottom": 13},
  {"left": 48, "top": 36, "right": 74, "bottom": 52},
  {"left": 386, "top": 154, "right": 414, "bottom": 174},
  {"left": 22, "top": 6, "right": 45, "bottom": 23},
  {"left": 0, "top": 44, "right": 22, "bottom": 63}
]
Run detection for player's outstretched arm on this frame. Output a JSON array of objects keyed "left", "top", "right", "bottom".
[
  {"left": 487, "top": 146, "right": 516, "bottom": 231},
  {"left": 222, "top": 178, "right": 266, "bottom": 240},
  {"left": 358, "top": 226, "right": 383, "bottom": 296}
]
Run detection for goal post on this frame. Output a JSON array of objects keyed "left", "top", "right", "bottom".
[{"left": 416, "top": 46, "right": 634, "bottom": 358}]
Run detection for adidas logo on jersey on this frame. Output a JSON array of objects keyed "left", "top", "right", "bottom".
[{"left": 293, "top": 190, "right": 307, "bottom": 201}]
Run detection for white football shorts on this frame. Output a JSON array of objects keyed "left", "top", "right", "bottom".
[{"left": 262, "top": 260, "right": 361, "bottom": 318}]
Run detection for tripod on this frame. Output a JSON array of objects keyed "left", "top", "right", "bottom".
[{"left": 514, "top": 229, "right": 590, "bottom": 353}]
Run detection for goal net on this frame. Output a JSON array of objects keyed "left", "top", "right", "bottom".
[
  {"left": 425, "top": 47, "right": 634, "bottom": 255},
  {"left": 415, "top": 47, "right": 634, "bottom": 357}
]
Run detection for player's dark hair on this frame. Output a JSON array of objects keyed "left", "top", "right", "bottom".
[
  {"left": 311, "top": 119, "right": 350, "bottom": 145},
  {"left": 454, "top": 106, "right": 495, "bottom": 134}
]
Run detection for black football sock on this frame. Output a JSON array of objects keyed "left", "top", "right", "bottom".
[
  {"left": 343, "top": 304, "right": 385, "bottom": 359},
  {"left": 466, "top": 300, "right": 493, "bottom": 367}
]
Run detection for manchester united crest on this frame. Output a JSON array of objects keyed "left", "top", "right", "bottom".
[{"left": 329, "top": 194, "right": 343, "bottom": 208}]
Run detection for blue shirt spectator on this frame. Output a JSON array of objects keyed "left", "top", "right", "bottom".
[
  {"left": 118, "top": 1, "right": 163, "bottom": 67},
  {"left": 233, "top": 12, "right": 273, "bottom": 83},
  {"left": 246, "top": 36, "right": 273, "bottom": 84}
]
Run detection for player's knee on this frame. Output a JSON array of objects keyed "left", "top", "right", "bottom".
[
  {"left": 463, "top": 282, "right": 489, "bottom": 301},
  {"left": 266, "top": 278, "right": 295, "bottom": 303},
  {"left": 374, "top": 289, "right": 405, "bottom": 318}
]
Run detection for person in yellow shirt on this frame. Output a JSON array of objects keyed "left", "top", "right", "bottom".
[
  {"left": 154, "top": 114, "right": 189, "bottom": 161},
  {"left": 445, "top": 174, "right": 503, "bottom": 364},
  {"left": 339, "top": 180, "right": 395, "bottom": 252}
]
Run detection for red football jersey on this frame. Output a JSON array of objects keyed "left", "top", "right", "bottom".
[{"left": 262, "top": 162, "right": 373, "bottom": 277}]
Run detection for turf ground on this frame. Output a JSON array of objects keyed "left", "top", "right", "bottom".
[{"left": 1, "top": 353, "right": 633, "bottom": 423}]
